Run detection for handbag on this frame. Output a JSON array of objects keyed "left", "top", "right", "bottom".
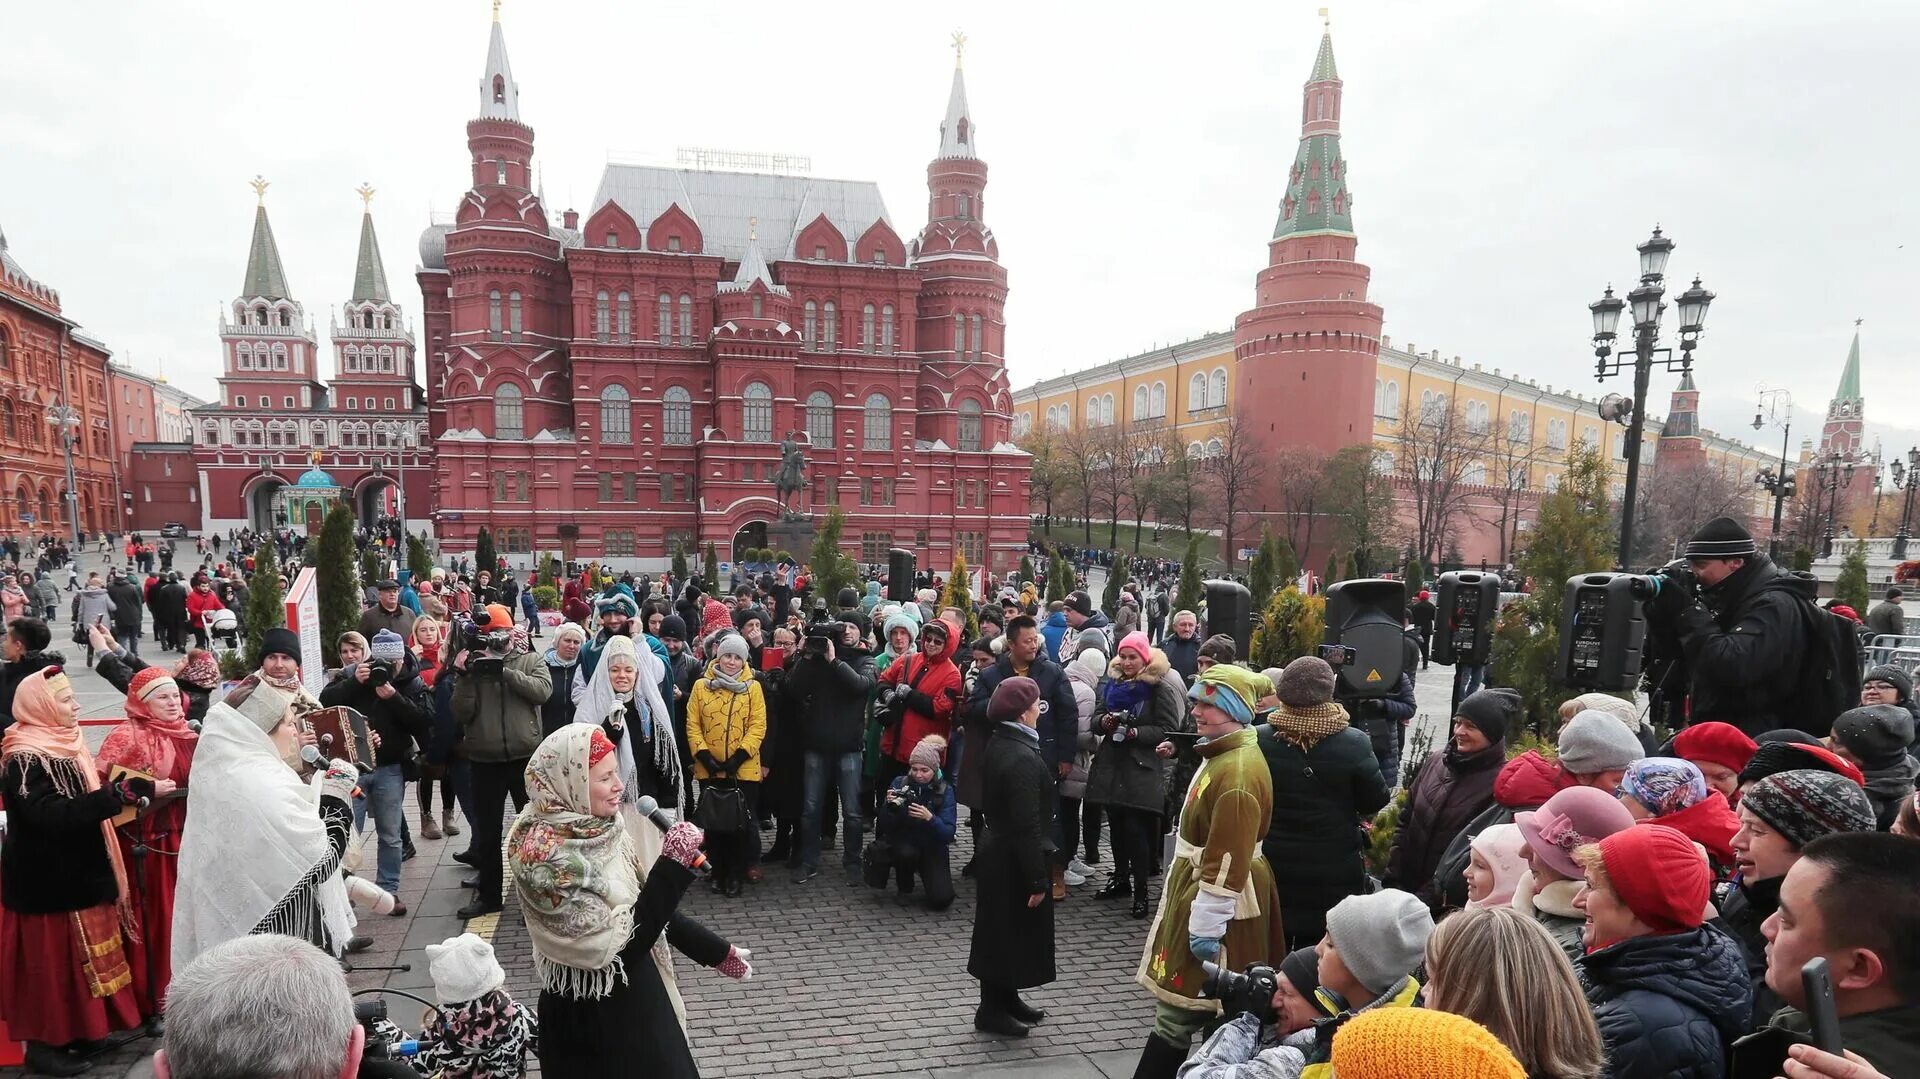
[{"left": 694, "top": 780, "right": 750, "bottom": 835}]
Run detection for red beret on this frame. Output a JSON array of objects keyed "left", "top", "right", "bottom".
[
  {"left": 1598, "top": 824, "right": 1709, "bottom": 933},
  {"left": 1672, "top": 722, "right": 1757, "bottom": 775}
]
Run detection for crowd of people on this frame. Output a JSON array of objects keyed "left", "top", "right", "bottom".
[{"left": 1, "top": 513, "right": 1917, "bottom": 1079}]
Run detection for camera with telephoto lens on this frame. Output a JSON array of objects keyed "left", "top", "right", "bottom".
[
  {"left": 1628, "top": 558, "right": 1696, "bottom": 603},
  {"left": 1200, "top": 960, "right": 1280, "bottom": 1025},
  {"left": 874, "top": 681, "right": 910, "bottom": 726},
  {"left": 801, "top": 621, "right": 845, "bottom": 658},
  {"left": 366, "top": 665, "right": 391, "bottom": 688}
]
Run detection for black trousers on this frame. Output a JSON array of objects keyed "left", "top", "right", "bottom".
[
  {"left": 864, "top": 837, "right": 954, "bottom": 909},
  {"left": 469, "top": 757, "right": 530, "bottom": 902},
  {"left": 1103, "top": 806, "right": 1158, "bottom": 887}
]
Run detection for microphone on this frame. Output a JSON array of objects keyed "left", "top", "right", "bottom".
[
  {"left": 634, "top": 795, "right": 707, "bottom": 873},
  {"left": 300, "top": 744, "right": 327, "bottom": 769}
]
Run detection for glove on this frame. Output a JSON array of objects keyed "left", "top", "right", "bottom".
[
  {"left": 724, "top": 749, "right": 750, "bottom": 774},
  {"left": 320, "top": 764, "right": 358, "bottom": 804},
  {"left": 696, "top": 750, "right": 721, "bottom": 774},
  {"left": 1645, "top": 574, "right": 1693, "bottom": 622},
  {"left": 1188, "top": 935, "right": 1222, "bottom": 962},
  {"left": 904, "top": 689, "right": 937, "bottom": 717},
  {"left": 717, "top": 945, "right": 753, "bottom": 980},
  {"left": 1094, "top": 712, "right": 1119, "bottom": 736},
  {"left": 660, "top": 821, "right": 707, "bottom": 868}
]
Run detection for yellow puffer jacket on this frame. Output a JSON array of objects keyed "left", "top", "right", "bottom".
[{"left": 686, "top": 662, "right": 767, "bottom": 783}]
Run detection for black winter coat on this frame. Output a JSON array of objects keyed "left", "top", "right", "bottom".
[
  {"left": 541, "top": 654, "right": 579, "bottom": 736},
  {"left": 1671, "top": 555, "right": 1817, "bottom": 737},
  {"left": 106, "top": 579, "right": 144, "bottom": 629},
  {"left": 1162, "top": 634, "right": 1200, "bottom": 686},
  {"left": 0, "top": 755, "right": 146, "bottom": 914},
  {"left": 1384, "top": 744, "right": 1503, "bottom": 905},
  {"left": 1083, "top": 655, "right": 1184, "bottom": 815},
  {"left": 780, "top": 653, "right": 876, "bottom": 755},
  {"left": 967, "top": 723, "right": 1056, "bottom": 990},
  {"left": 1718, "top": 874, "right": 1785, "bottom": 1026},
  {"left": 961, "top": 654, "right": 1078, "bottom": 811},
  {"left": 320, "top": 656, "right": 434, "bottom": 768},
  {"left": 1579, "top": 924, "right": 1753, "bottom": 1079},
  {"left": 1257, "top": 721, "right": 1388, "bottom": 942}
]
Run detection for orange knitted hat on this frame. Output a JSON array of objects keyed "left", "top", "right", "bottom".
[{"left": 1330, "top": 1007, "right": 1526, "bottom": 1079}]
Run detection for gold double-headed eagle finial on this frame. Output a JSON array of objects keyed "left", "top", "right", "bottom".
[
  {"left": 249, "top": 175, "right": 270, "bottom": 205},
  {"left": 951, "top": 29, "right": 967, "bottom": 69},
  {"left": 356, "top": 182, "right": 375, "bottom": 209}
]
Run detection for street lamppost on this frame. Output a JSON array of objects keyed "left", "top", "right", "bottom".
[
  {"left": 1752, "top": 387, "right": 1794, "bottom": 561},
  {"left": 1891, "top": 447, "right": 1920, "bottom": 560},
  {"left": 1811, "top": 451, "right": 1855, "bottom": 559},
  {"left": 1588, "top": 226, "right": 1716, "bottom": 569},
  {"left": 44, "top": 404, "right": 84, "bottom": 551},
  {"left": 396, "top": 426, "right": 414, "bottom": 536}
]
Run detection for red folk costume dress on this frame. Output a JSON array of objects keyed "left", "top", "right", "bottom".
[
  {"left": 0, "top": 667, "right": 147, "bottom": 1045},
  {"left": 93, "top": 666, "right": 198, "bottom": 1017}
]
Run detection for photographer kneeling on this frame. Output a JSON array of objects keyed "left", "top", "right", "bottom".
[
  {"left": 321, "top": 629, "right": 432, "bottom": 914},
  {"left": 866, "top": 734, "right": 957, "bottom": 909}
]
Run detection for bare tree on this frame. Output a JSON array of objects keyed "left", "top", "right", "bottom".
[
  {"left": 1273, "top": 445, "right": 1333, "bottom": 560},
  {"left": 1056, "top": 425, "right": 1103, "bottom": 546},
  {"left": 1396, "top": 396, "right": 1495, "bottom": 567},
  {"left": 1207, "top": 407, "right": 1270, "bottom": 570},
  {"left": 1479, "top": 415, "right": 1553, "bottom": 564},
  {"left": 1119, "top": 424, "right": 1167, "bottom": 553},
  {"left": 1017, "top": 424, "right": 1066, "bottom": 527},
  {"left": 1082, "top": 423, "right": 1132, "bottom": 550},
  {"left": 1325, "top": 443, "right": 1398, "bottom": 574},
  {"left": 1152, "top": 427, "right": 1209, "bottom": 538},
  {"left": 1632, "top": 460, "right": 1756, "bottom": 566}
]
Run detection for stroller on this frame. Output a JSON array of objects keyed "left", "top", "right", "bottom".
[{"left": 207, "top": 607, "right": 241, "bottom": 652}]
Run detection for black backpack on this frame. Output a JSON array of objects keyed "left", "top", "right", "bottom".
[{"left": 1786, "top": 598, "right": 1864, "bottom": 738}]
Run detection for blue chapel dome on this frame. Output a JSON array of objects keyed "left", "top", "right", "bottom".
[{"left": 294, "top": 466, "right": 339, "bottom": 489}]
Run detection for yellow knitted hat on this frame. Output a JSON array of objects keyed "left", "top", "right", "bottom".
[{"left": 1330, "top": 1008, "right": 1526, "bottom": 1079}]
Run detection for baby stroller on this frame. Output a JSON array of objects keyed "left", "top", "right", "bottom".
[{"left": 207, "top": 607, "right": 241, "bottom": 652}]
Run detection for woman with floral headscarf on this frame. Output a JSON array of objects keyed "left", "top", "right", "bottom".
[
  {"left": 510, "top": 725, "right": 750, "bottom": 1078},
  {"left": 0, "top": 667, "right": 162, "bottom": 1074},
  {"left": 1616, "top": 757, "right": 1741, "bottom": 877}
]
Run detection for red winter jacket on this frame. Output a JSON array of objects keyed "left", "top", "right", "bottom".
[
  {"left": 185, "top": 587, "right": 226, "bottom": 630},
  {"left": 878, "top": 625, "right": 962, "bottom": 765}
]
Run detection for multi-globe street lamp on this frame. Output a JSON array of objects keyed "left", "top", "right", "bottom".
[
  {"left": 1588, "top": 226, "right": 1715, "bottom": 569},
  {"left": 44, "top": 404, "right": 84, "bottom": 550},
  {"left": 1809, "top": 451, "right": 1857, "bottom": 560},
  {"left": 1891, "top": 447, "right": 1920, "bottom": 560},
  {"left": 1751, "top": 387, "right": 1795, "bottom": 561}
]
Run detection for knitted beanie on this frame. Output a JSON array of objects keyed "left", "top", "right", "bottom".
[
  {"left": 484, "top": 603, "right": 513, "bottom": 628},
  {"left": 1555, "top": 710, "right": 1644, "bottom": 774},
  {"left": 1831, "top": 705, "right": 1916, "bottom": 767},
  {"left": 1516, "top": 785, "right": 1636, "bottom": 880},
  {"left": 1330, "top": 1007, "right": 1526, "bottom": 1079},
  {"left": 1074, "top": 627, "right": 1110, "bottom": 659},
  {"left": 1276, "top": 656, "right": 1337, "bottom": 709},
  {"left": 1278, "top": 946, "right": 1321, "bottom": 1008},
  {"left": 1466, "top": 823, "right": 1530, "bottom": 910},
  {"left": 1065, "top": 590, "right": 1095, "bottom": 616},
  {"left": 258, "top": 627, "right": 301, "bottom": 662},
  {"left": 1673, "top": 721, "right": 1758, "bottom": 776},
  {"left": 424, "top": 933, "right": 506, "bottom": 1006},
  {"left": 1190, "top": 664, "right": 1271, "bottom": 727},
  {"left": 656, "top": 614, "right": 687, "bottom": 641},
  {"left": 988, "top": 676, "right": 1040, "bottom": 724},
  {"left": 1740, "top": 740, "right": 1865, "bottom": 788},
  {"left": 1323, "top": 889, "right": 1433, "bottom": 996},
  {"left": 713, "top": 633, "right": 750, "bottom": 662},
  {"left": 1455, "top": 688, "right": 1521, "bottom": 744},
  {"left": 908, "top": 734, "right": 948, "bottom": 771},
  {"left": 368, "top": 629, "right": 407, "bottom": 665},
  {"left": 1116, "top": 630, "right": 1151, "bottom": 662},
  {"left": 1568, "top": 691, "right": 1644, "bottom": 733},
  {"left": 1594, "top": 823, "right": 1710, "bottom": 932},
  {"left": 554, "top": 622, "right": 588, "bottom": 646},
  {"left": 1743, "top": 769, "right": 1877, "bottom": 848},
  {"left": 1862, "top": 664, "right": 1914, "bottom": 703},
  {"left": 1683, "top": 515, "right": 1757, "bottom": 558},
  {"left": 127, "top": 665, "right": 178, "bottom": 704}
]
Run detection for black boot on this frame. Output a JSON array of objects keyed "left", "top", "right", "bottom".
[
  {"left": 24, "top": 1043, "right": 90, "bottom": 1077},
  {"left": 973, "top": 1005, "right": 1031, "bottom": 1038},
  {"left": 1131, "top": 1033, "right": 1188, "bottom": 1079},
  {"left": 1130, "top": 873, "right": 1152, "bottom": 919},
  {"left": 1095, "top": 875, "right": 1132, "bottom": 900},
  {"left": 1004, "top": 991, "right": 1047, "bottom": 1025}
]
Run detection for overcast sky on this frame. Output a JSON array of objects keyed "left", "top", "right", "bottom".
[{"left": 5, "top": 0, "right": 1916, "bottom": 460}]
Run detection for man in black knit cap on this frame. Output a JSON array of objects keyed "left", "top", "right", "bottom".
[{"left": 1643, "top": 515, "right": 1816, "bottom": 737}]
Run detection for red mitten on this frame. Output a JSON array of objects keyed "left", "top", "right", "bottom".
[
  {"left": 660, "top": 820, "right": 707, "bottom": 868},
  {"left": 717, "top": 945, "right": 753, "bottom": 980}
]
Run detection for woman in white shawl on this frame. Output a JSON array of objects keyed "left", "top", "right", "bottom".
[
  {"left": 171, "top": 677, "right": 358, "bottom": 969},
  {"left": 510, "top": 725, "right": 750, "bottom": 1078},
  {"left": 570, "top": 634, "right": 683, "bottom": 818}
]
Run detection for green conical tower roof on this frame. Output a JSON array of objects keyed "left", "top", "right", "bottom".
[
  {"left": 1272, "top": 30, "right": 1353, "bottom": 240},
  {"left": 1311, "top": 30, "right": 1338, "bottom": 81},
  {"left": 241, "top": 203, "right": 292, "bottom": 300},
  {"left": 350, "top": 211, "right": 390, "bottom": 303},
  {"left": 1834, "top": 328, "right": 1862, "bottom": 402}
]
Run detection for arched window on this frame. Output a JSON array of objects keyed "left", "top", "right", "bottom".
[
  {"left": 1205, "top": 438, "right": 1222, "bottom": 458},
  {"left": 492, "top": 74, "right": 506, "bottom": 104},
  {"left": 488, "top": 290, "right": 503, "bottom": 338},
  {"left": 1099, "top": 394, "right": 1115, "bottom": 427},
  {"left": 971, "top": 315, "right": 984, "bottom": 359},
  {"left": 741, "top": 382, "right": 773, "bottom": 443},
  {"left": 863, "top": 393, "right": 892, "bottom": 450},
  {"left": 954, "top": 313, "right": 966, "bottom": 357},
  {"left": 0, "top": 399, "right": 13, "bottom": 441},
  {"left": 750, "top": 294, "right": 763, "bottom": 319},
  {"left": 657, "top": 293, "right": 672, "bottom": 344},
  {"left": 1187, "top": 442, "right": 1204, "bottom": 459},
  {"left": 862, "top": 304, "right": 876, "bottom": 353},
  {"left": 493, "top": 383, "right": 524, "bottom": 440},
  {"left": 1150, "top": 382, "right": 1166, "bottom": 418},
  {"left": 616, "top": 291, "right": 631, "bottom": 342},
  {"left": 822, "top": 301, "right": 837, "bottom": 350},
  {"left": 1509, "top": 410, "right": 1530, "bottom": 442},
  {"left": 678, "top": 294, "right": 693, "bottom": 346},
  {"left": 805, "top": 391, "right": 834, "bottom": 448},
  {"left": 595, "top": 290, "right": 610, "bottom": 342},
  {"left": 958, "top": 399, "right": 983, "bottom": 452},
  {"left": 803, "top": 301, "right": 818, "bottom": 350},
  {"left": 600, "top": 384, "right": 631, "bottom": 444},
  {"left": 1374, "top": 378, "right": 1385, "bottom": 416},
  {"left": 1086, "top": 398, "right": 1099, "bottom": 426},
  {"left": 662, "top": 386, "right": 692, "bottom": 445},
  {"left": 1209, "top": 368, "right": 1227, "bottom": 410},
  {"left": 0, "top": 326, "right": 10, "bottom": 370},
  {"left": 1133, "top": 385, "right": 1149, "bottom": 420},
  {"left": 378, "top": 346, "right": 393, "bottom": 373},
  {"left": 1190, "top": 372, "right": 1209, "bottom": 411},
  {"left": 1385, "top": 381, "right": 1399, "bottom": 417},
  {"left": 881, "top": 304, "right": 895, "bottom": 354},
  {"left": 508, "top": 290, "right": 522, "bottom": 340}
]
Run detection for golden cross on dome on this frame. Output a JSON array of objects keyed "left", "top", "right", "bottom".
[
  {"left": 356, "top": 183, "right": 376, "bottom": 209},
  {"left": 249, "top": 175, "right": 270, "bottom": 204},
  {"left": 951, "top": 29, "right": 967, "bottom": 69},
  {"left": 310, "top": 450, "right": 323, "bottom": 465}
]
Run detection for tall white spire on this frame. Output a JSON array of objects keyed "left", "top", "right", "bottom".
[
  {"left": 937, "top": 32, "right": 976, "bottom": 159},
  {"left": 478, "top": 3, "right": 521, "bottom": 122}
]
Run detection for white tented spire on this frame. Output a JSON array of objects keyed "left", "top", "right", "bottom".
[
  {"left": 937, "top": 65, "right": 976, "bottom": 159},
  {"left": 478, "top": 7, "right": 521, "bottom": 122}
]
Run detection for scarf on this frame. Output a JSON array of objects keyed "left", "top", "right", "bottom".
[
  {"left": 177, "top": 651, "right": 221, "bottom": 690},
  {"left": 171, "top": 702, "right": 354, "bottom": 970},
  {"left": 508, "top": 726, "right": 641, "bottom": 999},
  {"left": 703, "top": 658, "right": 754, "bottom": 695},
  {"left": 100, "top": 675, "right": 199, "bottom": 781},
  {"left": 2, "top": 669, "right": 137, "bottom": 931},
  {"left": 1102, "top": 676, "right": 1154, "bottom": 716},
  {"left": 571, "top": 636, "right": 681, "bottom": 806},
  {"left": 1266, "top": 701, "right": 1350, "bottom": 751}
]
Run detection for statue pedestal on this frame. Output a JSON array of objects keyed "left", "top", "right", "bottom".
[{"left": 767, "top": 516, "right": 817, "bottom": 560}]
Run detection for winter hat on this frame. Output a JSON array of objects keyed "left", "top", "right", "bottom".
[
  {"left": 1455, "top": 688, "right": 1521, "bottom": 745},
  {"left": 909, "top": 734, "right": 948, "bottom": 771},
  {"left": 1831, "top": 705, "right": 1916, "bottom": 767},
  {"left": 553, "top": 622, "right": 587, "bottom": 646},
  {"left": 1072, "top": 649, "right": 1108, "bottom": 685},
  {"left": 835, "top": 587, "right": 859, "bottom": 608},
  {"left": 1331, "top": 1007, "right": 1526, "bottom": 1079},
  {"left": 337, "top": 631, "right": 370, "bottom": 658},
  {"left": 988, "top": 676, "right": 1040, "bottom": 724},
  {"left": 1190, "top": 664, "right": 1270, "bottom": 727},
  {"left": 699, "top": 598, "right": 733, "bottom": 640},
  {"left": 1619, "top": 758, "right": 1709, "bottom": 817},
  {"left": 1742, "top": 770, "right": 1877, "bottom": 848},
  {"left": 1199, "top": 634, "right": 1239, "bottom": 665},
  {"left": 259, "top": 627, "right": 301, "bottom": 662},
  {"left": 1116, "top": 630, "right": 1151, "bottom": 663},
  {"left": 1278, "top": 946, "right": 1322, "bottom": 1009},
  {"left": 1516, "top": 785, "right": 1636, "bottom": 880},
  {"left": 1862, "top": 664, "right": 1914, "bottom": 703},
  {"left": 127, "top": 665, "right": 178, "bottom": 703},
  {"left": 713, "top": 633, "right": 750, "bottom": 662},
  {"left": 656, "top": 614, "right": 688, "bottom": 641},
  {"left": 1683, "top": 515, "right": 1757, "bottom": 559},
  {"left": 1466, "top": 823, "right": 1529, "bottom": 910},
  {"left": 424, "top": 933, "right": 506, "bottom": 1006},
  {"left": 1740, "top": 740, "right": 1865, "bottom": 788},
  {"left": 1323, "top": 889, "right": 1433, "bottom": 996},
  {"left": 224, "top": 674, "right": 298, "bottom": 735},
  {"left": 593, "top": 592, "right": 640, "bottom": 620},
  {"left": 1065, "top": 590, "right": 1095, "bottom": 617},
  {"left": 1592, "top": 823, "right": 1710, "bottom": 932},
  {"left": 919, "top": 618, "right": 951, "bottom": 645},
  {"left": 368, "top": 629, "right": 406, "bottom": 665},
  {"left": 1568, "top": 691, "right": 1644, "bottom": 732},
  {"left": 1276, "top": 656, "right": 1337, "bottom": 709},
  {"left": 1673, "top": 722, "right": 1758, "bottom": 777},
  {"left": 1555, "top": 710, "right": 1644, "bottom": 775}
]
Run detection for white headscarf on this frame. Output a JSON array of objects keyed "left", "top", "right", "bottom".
[
  {"left": 571, "top": 635, "right": 679, "bottom": 807},
  {"left": 171, "top": 702, "right": 353, "bottom": 970}
]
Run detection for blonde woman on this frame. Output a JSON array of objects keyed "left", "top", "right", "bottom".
[{"left": 1423, "top": 906, "right": 1606, "bottom": 1079}]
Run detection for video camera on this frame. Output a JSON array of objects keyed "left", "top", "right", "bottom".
[
  {"left": 801, "top": 620, "right": 847, "bottom": 658},
  {"left": 352, "top": 998, "right": 421, "bottom": 1063},
  {"left": 1200, "top": 960, "right": 1280, "bottom": 1026}
]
